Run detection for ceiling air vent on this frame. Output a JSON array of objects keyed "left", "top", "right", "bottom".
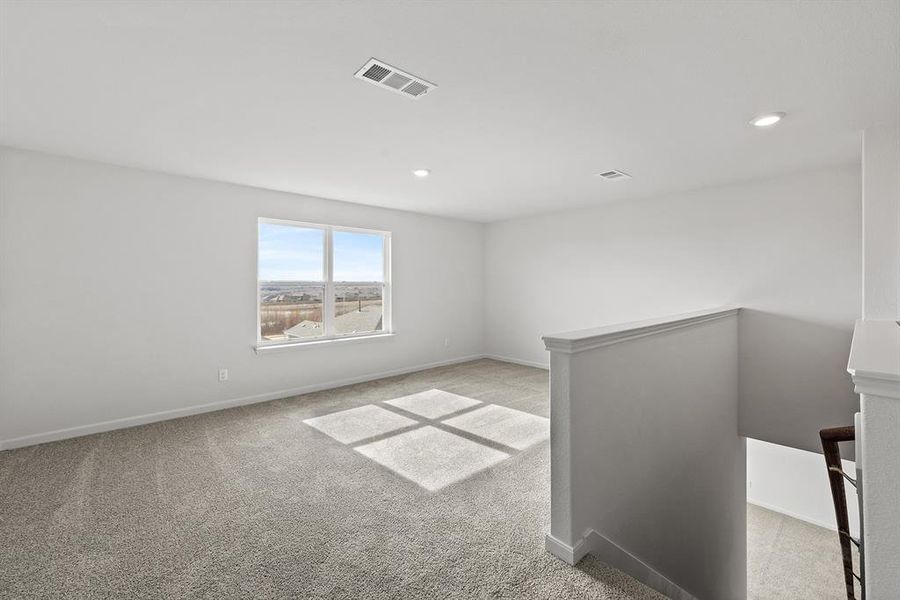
[
  {"left": 354, "top": 58, "right": 436, "bottom": 99},
  {"left": 596, "top": 169, "right": 631, "bottom": 181}
]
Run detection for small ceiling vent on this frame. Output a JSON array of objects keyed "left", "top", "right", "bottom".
[
  {"left": 354, "top": 58, "right": 436, "bottom": 99},
  {"left": 596, "top": 169, "right": 631, "bottom": 181}
]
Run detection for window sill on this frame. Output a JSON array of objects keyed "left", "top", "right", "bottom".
[{"left": 253, "top": 332, "right": 396, "bottom": 354}]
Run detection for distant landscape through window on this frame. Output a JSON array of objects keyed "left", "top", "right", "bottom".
[{"left": 258, "top": 219, "right": 390, "bottom": 345}]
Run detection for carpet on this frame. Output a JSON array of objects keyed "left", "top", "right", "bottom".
[{"left": 0, "top": 359, "right": 668, "bottom": 599}]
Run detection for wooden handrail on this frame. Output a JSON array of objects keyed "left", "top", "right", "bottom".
[{"left": 820, "top": 425, "right": 860, "bottom": 600}]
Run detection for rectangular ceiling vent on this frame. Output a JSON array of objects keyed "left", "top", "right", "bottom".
[
  {"left": 354, "top": 58, "right": 436, "bottom": 99},
  {"left": 596, "top": 169, "right": 631, "bottom": 181}
]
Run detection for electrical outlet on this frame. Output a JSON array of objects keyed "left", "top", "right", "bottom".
[
  {"left": 444, "top": 337, "right": 451, "bottom": 348},
  {"left": 218, "top": 368, "right": 229, "bottom": 382}
]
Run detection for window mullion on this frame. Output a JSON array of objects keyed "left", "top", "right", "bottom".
[
  {"left": 324, "top": 228, "right": 335, "bottom": 337},
  {"left": 382, "top": 234, "right": 391, "bottom": 333}
]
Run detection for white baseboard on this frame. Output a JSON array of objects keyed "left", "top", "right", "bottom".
[
  {"left": 545, "top": 533, "right": 590, "bottom": 565},
  {"left": 586, "top": 530, "right": 698, "bottom": 600},
  {"left": 483, "top": 353, "right": 549, "bottom": 370},
  {"left": 0, "top": 353, "right": 485, "bottom": 451},
  {"left": 546, "top": 530, "right": 697, "bottom": 600},
  {"left": 747, "top": 499, "right": 837, "bottom": 532}
]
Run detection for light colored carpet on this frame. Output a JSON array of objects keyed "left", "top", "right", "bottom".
[
  {"left": 0, "top": 359, "right": 854, "bottom": 599},
  {"left": 0, "top": 359, "right": 667, "bottom": 599},
  {"left": 747, "top": 503, "right": 860, "bottom": 600}
]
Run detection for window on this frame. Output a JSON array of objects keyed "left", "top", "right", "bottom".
[{"left": 258, "top": 219, "right": 391, "bottom": 347}]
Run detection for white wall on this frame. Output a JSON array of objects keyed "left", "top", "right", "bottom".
[
  {"left": 747, "top": 438, "right": 859, "bottom": 537},
  {"left": 485, "top": 166, "right": 861, "bottom": 454},
  {"left": 861, "top": 118, "right": 900, "bottom": 320},
  {"left": 857, "top": 118, "right": 900, "bottom": 597},
  {"left": 0, "top": 147, "right": 484, "bottom": 447}
]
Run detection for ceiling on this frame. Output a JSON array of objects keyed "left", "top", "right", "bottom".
[{"left": 1, "top": 1, "right": 898, "bottom": 222}]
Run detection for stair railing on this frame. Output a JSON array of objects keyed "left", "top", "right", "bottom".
[{"left": 820, "top": 425, "right": 863, "bottom": 600}]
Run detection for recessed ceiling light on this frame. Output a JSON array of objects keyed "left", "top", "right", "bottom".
[
  {"left": 750, "top": 112, "right": 786, "bottom": 128},
  {"left": 412, "top": 169, "right": 430, "bottom": 178}
]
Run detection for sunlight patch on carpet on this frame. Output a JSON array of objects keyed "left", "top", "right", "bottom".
[
  {"left": 355, "top": 426, "right": 509, "bottom": 491},
  {"left": 303, "top": 405, "right": 416, "bottom": 444},
  {"left": 384, "top": 388, "right": 481, "bottom": 419},
  {"left": 442, "top": 404, "right": 550, "bottom": 450},
  {"left": 302, "top": 389, "right": 548, "bottom": 491}
]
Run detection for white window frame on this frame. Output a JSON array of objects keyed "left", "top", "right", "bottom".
[{"left": 256, "top": 217, "right": 392, "bottom": 350}]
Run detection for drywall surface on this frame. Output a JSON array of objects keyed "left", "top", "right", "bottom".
[
  {"left": 0, "top": 147, "right": 484, "bottom": 446},
  {"left": 546, "top": 311, "right": 745, "bottom": 600},
  {"left": 848, "top": 319, "right": 900, "bottom": 597},
  {"left": 857, "top": 119, "right": 900, "bottom": 598},
  {"left": 861, "top": 118, "right": 900, "bottom": 320},
  {"left": 859, "top": 392, "right": 900, "bottom": 597},
  {"left": 485, "top": 166, "right": 861, "bottom": 455}
]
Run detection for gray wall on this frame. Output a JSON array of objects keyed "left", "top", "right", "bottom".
[
  {"left": 0, "top": 147, "right": 485, "bottom": 446},
  {"left": 552, "top": 314, "right": 745, "bottom": 600},
  {"left": 485, "top": 166, "right": 861, "bottom": 454}
]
